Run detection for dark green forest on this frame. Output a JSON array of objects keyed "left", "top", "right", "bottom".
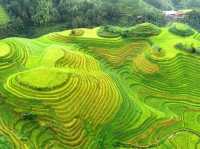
[{"left": 1, "top": 0, "right": 200, "bottom": 37}]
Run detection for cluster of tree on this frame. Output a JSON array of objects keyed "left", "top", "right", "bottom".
[
  {"left": 168, "top": 23, "right": 194, "bottom": 37},
  {"left": 70, "top": 29, "right": 85, "bottom": 36},
  {"left": 122, "top": 23, "right": 161, "bottom": 38},
  {"left": 97, "top": 26, "right": 122, "bottom": 38},
  {"left": 183, "top": 9, "right": 200, "bottom": 31},
  {"left": 145, "top": 0, "right": 200, "bottom": 10},
  {"left": 175, "top": 42, "right": 200, "bottom": 54},
  {"left": 98, "top": 23, "right": 161, "bottom": 38},
  {"left": 0, "top": 135, "right": 12, "bottom": 149},
  {"left": 0, "top": 0, "right": 167, "bottom": 37},
  {"left": 183, "top": 0, "right": 200, "bottom": 8},
  {"left": 2, "top": 0, "right": 200, "bottom": 38},
  {"left": 144, "top": 0, "right": 173, "bottom": 10}
]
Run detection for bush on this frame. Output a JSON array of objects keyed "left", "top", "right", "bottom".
[
  {"left": 0, "top": 135, "right": 12, "bottom": 149},
  {"left": 175, "top": 42, "right": 196, "bottom": 53},
  {"left": 169, "top": 23, "right": 195, "bottom": 37},
  {"left": 98, "top": 23, "right": 161, "bottom": 39},
  {"left": 70, "top": 29, "right": 84, "bottom": 36},
  {"left": 22, "top": 113, "right": 37, "bottom": 121},
  {"left": 152, "top": 44, "right": 162, "bottom": 52},
  {"left": 121, "top": 23, "right": 161, "bottom": 38},
  {"left": 175, "top": 43, "right": 185, "bottom": 50},
  {"left": 97, "top": 25, "right": 121, "bottom": 38},
  {"left": 195, "top": 47, "right": 200, "bottom": 54}
]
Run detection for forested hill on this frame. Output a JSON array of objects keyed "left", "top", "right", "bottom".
[
  {"left": 0, "top": 0, "right": 160, "bottom": 26},
  {"left": 144, "top": 0, "right": 200, "bottom": 10},
  {"left": 1, "top": 0, "right": 200, "bottom": 27},
  {"left": 144, "top": 0, "right": 174, "bottom": 10},
  {"left": 0, "top": 0, "right": 200, "bottom": 38}
]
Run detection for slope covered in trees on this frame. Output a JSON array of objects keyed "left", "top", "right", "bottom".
[
  {"left": 0, "top": 0, "right": 200, "bottom": 37},
  {"left": 0, "top": 5, "right": 9, "bottom": 25},
  {"left": 144, "top": 0, "right": 173, "bottom": 10},
  {"left": 0, "top": 0, "right": 167, "bottom": 38},
  {"left": 1, "top": 0, "right": 200, "bottom": 38},
  {"left": 145, "top": 0, "right": 200, "bottom": 10}
]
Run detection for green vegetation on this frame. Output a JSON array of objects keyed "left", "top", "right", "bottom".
[
  {"left": 0, "top": 43, "right": 10, "bottom": 57},
  {"left": 144, "top": 0, "right": 173, "bottom": 10},
  {"left": 122, "top": 23, "right": 161, "bottom": 38},
  {"left": 0, "top": 5, "right": 9, "bottom": 26},
  {"left": 70, "top": 29, "right": 85, "bottom": 36},
  {"left": 175, "top": 42, "right": 200, "bottom": 54},
  {"left": 169, "top": 23, "right": 195, "bottom": 37},
  {"left": 1, "top": 0, "right": 200, "bottom": 38},
  {"left": 16, "top": 68, "right": 70, "bottom": 90},
  {"left": 0, "top": 22, "right": 200, "bottom": 148},
  {"left": 98, "top": 23, "right": 161, "bottom": 39},
  {"left": 97, "top": 26, "right": 121, "bottom": 38},
  {"left": 183, "top": 9, "right": 200, "bottom": 31},
  {"left": 0, "top": 135, "right": 12, "bottom": 149},
  {"left": 0, "top": 0, "right": 167, "bottom": 38},
  {"left": 144, "top": 0, "right": 200, "bottom": 10}
]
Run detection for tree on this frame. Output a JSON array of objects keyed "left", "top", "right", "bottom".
[
  {"left": 31, "top": 0, "right": 54, "bottom": 25},
  {"left": 57, "top": 0, "right": 73, "bottom": 21},
  {"left": 183, "top": 9, "right": 200, "bottom": 31},
  {"left": 0, "top": 135, "right": 12, "bottom": 149}
]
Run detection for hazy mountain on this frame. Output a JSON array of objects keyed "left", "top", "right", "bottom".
[
  {"left": 144, "top": 0, "right": 200, "bottom": 10},
  {"left": 144, "top": 0, "right": 174, "bottom": 10}
]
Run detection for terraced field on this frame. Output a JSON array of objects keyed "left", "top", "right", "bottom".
[{"left": 1, "top": 23, "right": 200, "bottom": 148}]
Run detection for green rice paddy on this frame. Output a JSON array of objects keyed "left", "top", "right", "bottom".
[{"left": 0, "top": 22, "right": 200, "bottom": 148}]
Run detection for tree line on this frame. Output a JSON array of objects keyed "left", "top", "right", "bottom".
[
  {"left": 0, "top": 0, "right": 167, "bottom": 37},
  {"left": 1, "top": 0, "right": 200, "bottom": 37}
]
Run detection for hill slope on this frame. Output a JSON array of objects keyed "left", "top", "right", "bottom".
[
  {"left": 0, "top": 5, "right": 9, "bottom": 26},
  {"left": 144, "top": 0, "right": 173, "bottom": 10},
  {"left": 144, "top": 0, "right": 200, "bottom": 10},
  {"left": 0, "top": 23, "right": 200, "bottom": 148}
]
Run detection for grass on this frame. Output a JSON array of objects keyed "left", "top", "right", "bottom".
[
  {"left": 0, "top": 43, "right": 10, "bottom": 57},
  {"left": 0, "top": 22, "right": 200, "bottom": 148},
  {"left": 16, "top": 68, "right": 69, "bottom": 90},
  {"left": 150, "top": 25, "right": 199, "bottom": 58}
]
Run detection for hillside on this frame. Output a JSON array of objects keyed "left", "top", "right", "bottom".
[
  {"left": 144, "top": 0, "right": 200, "bottom": 10},
  {"left": 108, "top": 0, "right": 158, "bottom": 13},
  {"left": 1, "top": 0, "right": 200, "bottom": 38},
  {"left": 0, "top": 5, "right": 9, "bottom": 26},
  {"left": 144, "top": 0, "right": 173, "bottom": 10},
  {"left": 0, "top": 0, "right": 167, "bottom": 38},
  {"left": 0, "top": 22, "right": 200, "bottom": 148},
  {"left": 181, "top": 0, "right": 200, "bottom": 8}
]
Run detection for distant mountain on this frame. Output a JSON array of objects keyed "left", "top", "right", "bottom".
[
  {"left": 183, "top": 0, "right": 200, "bottom": 8},
  {"left": 101, "top": 0, "right": 160, "bottom": 14},
  {"left": 144, "top": 0, "right": 200, "bottom": 10},
  {"left": 144, "top": 0, "right": 173, "bottom": 10}
]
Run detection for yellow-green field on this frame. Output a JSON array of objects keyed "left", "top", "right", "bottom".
[{"left": 0, "top": 23, "right": 200, "bottom": 148}]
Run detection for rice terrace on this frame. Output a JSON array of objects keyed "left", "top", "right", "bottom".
[{"left": 1, "top": 0, "right": 200, "bottom": 148}]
